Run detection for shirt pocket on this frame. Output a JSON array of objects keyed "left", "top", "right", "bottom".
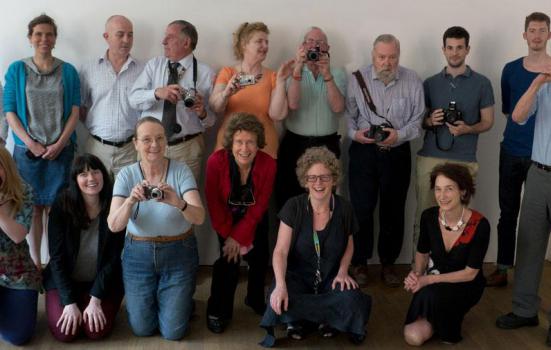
[{"left": 389, "top": 97, "right": 411, "bottom": 118}]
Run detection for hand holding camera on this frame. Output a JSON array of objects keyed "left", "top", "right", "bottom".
[{"left": 154, "top": 84, "right": 181, "bottom": 104}]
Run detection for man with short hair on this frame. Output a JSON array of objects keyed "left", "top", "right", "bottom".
[
  {"left": 346, "top": 34, "right": 424, "bottom": 287},
  {"left": 495, "top": 42, "right": 551, "bottom": 349},
  {"left": 80, "top": 15, "right": 143, "bottom": 175},
  {"left": 275, "top": 26, "right": 346, "bottom": 209},
  {"left": 413, "top": 26, "right": 494, "bottom": 254},
  {"left": 487, "top": 12, "right": 551, "bottom": 287},
  {"left": 130, "top": 20, "right": 215, "bottom": 180}
]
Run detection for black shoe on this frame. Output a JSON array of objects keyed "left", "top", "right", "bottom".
[
  {"left": 287, "top": 323, "right": 304, "bottom": 340},
  {"left": 349, "top": 333, "right": 366, "bottom": 345},
  {"left": 496, "top": 312, "right": 539, "bottom": 329},
  {"left": 244, "top": 296, "right": 266, "bottom": 315},
  {"left": 207, "top": 315, "right": 228, "bottom": 334},
  {"left": 318, "top": 323, "right": 338, "bottom": 338},
  {"left": 546, "top": 326, "right": 551, "bottom": 347}
]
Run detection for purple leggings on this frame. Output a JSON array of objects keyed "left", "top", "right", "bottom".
[{"left": 0, "top": 286, "right": 38, "bottom": 345}]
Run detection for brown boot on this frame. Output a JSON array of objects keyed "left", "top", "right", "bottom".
[{"left": 486, "top": 268, "right": 507, "bottom": 287}]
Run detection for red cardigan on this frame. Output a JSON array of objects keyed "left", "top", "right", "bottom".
[{"left": 205, "top": 149, "right": 276, "bottom": 247}]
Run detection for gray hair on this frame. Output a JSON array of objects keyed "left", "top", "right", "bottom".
[
  {"left": 302, "top": 26, "right": 328, "bottom": 43},
  {"left": 373, "top": 34, "right": 400, "bottom": 53}
]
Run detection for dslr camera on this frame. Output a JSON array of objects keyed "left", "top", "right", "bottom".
[
  {"left": 364, "top": 123, "right": 391, "bottom": 142},
  {"left": 143, "top": 185, "right": 164, "bottom": 200},
  {"left": 237, "top": 73, "right": 257, "bottom": 87},
  {"left": 181, "top": 88, "right": 197, "bottom": 108},
  {"left": 442, "top": 101, "right": 463, "bottom": 125},
  {"left": 306, "top": 46, "right": 321, "bottom": 61}
]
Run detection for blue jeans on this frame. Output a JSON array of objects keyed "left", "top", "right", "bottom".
[
  {"left": 497, "top": 146, "right": 531, "bottom": 267},
  {"left": 0, "top": 286, "right": 38, "bottom": 345},
  {"left": 122, "top": 235, "right": 199, "bottom": 340}
]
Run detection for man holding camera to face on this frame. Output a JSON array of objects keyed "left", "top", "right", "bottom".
[
  {"left": 413, "top": 26, "right": 494, "bottom": 252},
  {"left": 130, "top": 20, "right": 215, "bottom": 180},
  {"left": 275, "top": 26, "right": 346, "bottom": 209},
  {"left": 346, "top": 34, "right": 424, "bottom": 287}
]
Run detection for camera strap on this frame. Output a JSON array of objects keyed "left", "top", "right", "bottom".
[
  {"left": 352, "top": 70, "right": 394, "bottom": 128},
  {"left": 433, "top": 126, "right": 455, "bottom": 151},
  {"left": 192, "top": 56, "right": 197, "bottom": 90}
]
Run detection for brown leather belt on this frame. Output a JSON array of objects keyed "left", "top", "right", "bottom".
[{"left": 128, "top": 228, "right": 193, "bottom": 243}]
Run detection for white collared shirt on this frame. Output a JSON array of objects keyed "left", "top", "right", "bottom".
[
  {"left": 80, "top": 52, "right": 144, "bottom": 142},
  {"left": 129, "top": 53, "right": 216, "bottom": 138}
]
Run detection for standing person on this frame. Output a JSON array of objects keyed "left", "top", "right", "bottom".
[
  {"left": 209, "top": 21, "right": 293, "bottom": 159},
  {"left": 3, "top": 14, "right": 80, "bottom": 268},
  {"left": 43, "top": 154, "right": 125, "bottom": 342},
  {"left": 346, "top": 34, "right": 424, "bottom": 287},
  {"left": 205, "top": 113, "right": 276, "bottom": 333},
  {"left": 0, "top": 147, "right": 41, "bottom": 346},
  {"left": 130, "top": 20, "right": 215, "bottom": 180},
  {"left": 404, "top": 163, "right": 489, "bottom": 345},
  {"left": 275, "top": 26, "right": 346, "bottom": 209},
  {"left": 414, "top": 26, "right": 494, "bottom": 256},
  {"left": 495, "top": 47, "right": 551, "bottom": 348},
  {"left": 487, "top": 12, "right": 551, "bottom": 287},
  {"left": 108, "top": 117, "right": 204, "bottom": 340},
  {"left": 80, "top": 15, "right": 143, "bottom": 176}
]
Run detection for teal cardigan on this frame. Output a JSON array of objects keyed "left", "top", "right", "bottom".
[{"left": 3, "top": 59, "right": 80, "bottom": 146}]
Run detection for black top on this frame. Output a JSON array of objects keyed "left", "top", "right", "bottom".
[
  {"left": 278, "top": 194, "right": 359, "bottom": 292},
  {"left": 43, "top": 197, "right": 125, "bottom": 305},
  {"left": 418, "top": 207, "right": 490, "bottom": 284}
]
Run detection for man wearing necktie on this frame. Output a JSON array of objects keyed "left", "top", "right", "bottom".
[{"left": 130, "top": 20, "right": 216, "bottom": 180}]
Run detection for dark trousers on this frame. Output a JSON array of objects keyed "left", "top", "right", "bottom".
[
  {"left": 0, "top": 286, "right": 37, "bottom": 346},
  {"left": 275, "top": 130, "right": 341, "bottom": 209},
  {"left": 348, "top": 141, "right": 411, "bottom": 265},
  {"left": 207, "top": 215, "right": 269, "bottom": 320},
  {"left": 497, "top": 146, "right": 532, "bottom": 267}
]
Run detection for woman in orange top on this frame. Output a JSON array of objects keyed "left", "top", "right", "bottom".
[{"left": 209, "top": 22, "right": 293, "bottom": 158}]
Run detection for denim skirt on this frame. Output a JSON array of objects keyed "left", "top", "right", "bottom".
[{"left": 13, "top": 144, "right": 74, "bottom": 205}]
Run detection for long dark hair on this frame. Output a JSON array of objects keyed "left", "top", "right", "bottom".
[{"left": 59, "top": 153, "right": 112, "bottom": 230}]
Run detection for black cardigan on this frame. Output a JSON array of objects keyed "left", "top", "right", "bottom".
[{"left": 43, "top": 197, "right": 125, "bottom": 306}]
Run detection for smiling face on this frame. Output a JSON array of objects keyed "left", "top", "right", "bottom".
[
  {"left": 443, "top": 37, "right": 470, "bottom": 69},
  {"left": 524, "top": 20, "right": 551, "bottom": 52},
  {"left": 305, "top": 163, "right": 334, "bottom": 200},
  {"left": 434, "top": 174, "right": 465, "bottom": 212},
  {"left": 77, "top": 167, "right": 104, "bottom": 198},
  {"left": 242, "top": 30, "right": 269, "bottom": 62},
  {"left": 29, "top": 23, "right": 56, "bottom": 55},
  {"left": 134, "top": 121, "right": 167, "bottom": 163},
  {"left": 231, "top": 130, "right": 259, "bottom": 169}
]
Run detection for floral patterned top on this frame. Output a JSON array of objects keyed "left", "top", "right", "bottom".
[{"left": 0, "top": 183, "right": 41, "bottom": 290}]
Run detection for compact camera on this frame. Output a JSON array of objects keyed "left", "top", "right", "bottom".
[
  {"left": 181, "top": 88, "right": 197, "bottom": 108},
  {"left": 143, "top": 185, "right": 164, "bottom": 200},
  {"left": 237, "top": 73, "right": 257, "bottom": 86},
  {"left": 306, "top": 46, "right": 321, "bottom": 61},
  {"left": 442, "top": 101, "right": 463, "bottom": 125},
  {"left": 364, "top": 123, "right": 391, "bottom": 142}
]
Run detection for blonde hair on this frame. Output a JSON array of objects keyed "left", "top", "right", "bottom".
[
  {"left": 0, "top": 147, "right": 25, "bottom": 216},
  {"left": 232, "top": 22, "right": 269, "bottom": 60}
]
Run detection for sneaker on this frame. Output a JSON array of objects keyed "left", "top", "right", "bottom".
[
  {"left": 381, "top": 265, "right": 400, "bottom": 288},
  {"left": 496, "top": 312, "right": 539, "bottom": 329},
  {"left": 486, "top": 268, "right": 508, "bottom": 287},
  {"left": 350, "top": 265, "right": 369, "bottom": 287}
]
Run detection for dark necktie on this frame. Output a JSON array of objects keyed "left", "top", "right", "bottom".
[{"left": 162, "top": 61, "right": 182, "bottom": 138}]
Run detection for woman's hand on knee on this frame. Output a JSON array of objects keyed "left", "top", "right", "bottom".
[
  {"left": 332, "top": 272, "right": 359, "bottom": 291},
  {"left": 83, "top": 296, "right": 106, "bottom": 333},
  {"left": 57, "top": 303, "right": 82, "bottom": 335}
]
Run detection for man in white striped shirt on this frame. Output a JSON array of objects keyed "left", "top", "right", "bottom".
[{"left": 80, "top": 15, "right": 144, "bottom": 175}]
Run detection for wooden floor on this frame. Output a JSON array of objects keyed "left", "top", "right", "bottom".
[{"left": 6, "top": 263, "right": 551, "bottom": 350}]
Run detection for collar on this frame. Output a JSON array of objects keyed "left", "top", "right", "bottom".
[
  {"left": 441, "top": 65, "right": 472, "bottom": 78},
  {"left": 172, "top": 52, "right": 194, "bottom": 71},
  {"left": 98, "top": 51, "right": 136, "bottom": 68}
]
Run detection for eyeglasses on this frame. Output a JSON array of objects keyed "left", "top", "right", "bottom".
[
  {"left": 305, "top": 38, "right": 327, "bottom": 46},
  {"left": 137, "top": 136, "right": 166, "bottom": 146},
  {"left": 305, "top": 174, "right": 333, "bottom": 183},
  {"left": 228, "top": 187, "right": 256, "bottom": 206}
]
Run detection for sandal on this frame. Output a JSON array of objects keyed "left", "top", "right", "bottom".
[
  {"left": 287, "top": 323, "right": 304, "bottom": 340},
  {"left": 318, "top": 323, "right": 338, "bottom": 338}
]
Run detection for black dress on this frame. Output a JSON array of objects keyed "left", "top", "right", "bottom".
[
  {"left": 260, "top": 194, "right": 372, "bottom": 345},
  {"left": 405, "top": 207, "right": 490, "bottom": 343}
]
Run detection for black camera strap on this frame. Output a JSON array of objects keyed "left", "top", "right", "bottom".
[
  {"left": 433, "top": 125, "right": 455, "bottom": 151},
  {"left": 192, "top": 56, "right": 197, "bottom": 90},
  {"left": 352, "top": 70, "right": 394, "bottom": 128}
]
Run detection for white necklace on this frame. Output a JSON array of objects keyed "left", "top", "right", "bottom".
[{"left": 439, "top": 206, "right": 465, "bottom": 231}]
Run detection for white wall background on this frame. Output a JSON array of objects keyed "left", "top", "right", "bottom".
[{"left": 2, "top": 0, "right": 550, "bottom": 264}]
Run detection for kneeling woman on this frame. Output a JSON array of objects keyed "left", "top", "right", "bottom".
[
  {"left": 0, "top": 147, "right": 41, "bottom": 345},
  {"left": 43, "top": 154, "right": 125, "bottom": 342},
  {"left": 403, "top": 163, "right": 490, "bottom": 345},
  {"left": 260, "top": 147, "right": 371, "bottom": 346}
]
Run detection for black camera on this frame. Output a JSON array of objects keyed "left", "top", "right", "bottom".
[
  {"left": 181, "top": 88, "right": 197, "bottom": 108},
  {"left": 143, "top": 185, "right": 164, "bottom": 200},
  {"left": 442, "top": 101, "right": 463, "bottom": 125},
  {"left": 364, "top": 123, "right": 391, "bottom": 142},
  {"left": 306, "top": 46, "right": 321, "bottom": 61}
]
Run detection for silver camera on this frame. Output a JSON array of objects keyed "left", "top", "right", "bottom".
[
  {"left": 237, "top": 74, "right": 257, "bottom": 86},
  {"left": 143, "top": 185, "right": 164, "bottom": 200},
  {"left": 181, "top": 88, "right": 197, "bottom": 108}
]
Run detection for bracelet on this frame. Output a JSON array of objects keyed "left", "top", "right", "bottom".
[
  {"left": 292, "top": 75, "right": 302, "bottom": 81},
  {"left": 180, "top": 200, "right": 188, "bottom": 212},
  {"left": 323, "top": 75, "right": 333, "bottom": 82}
]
